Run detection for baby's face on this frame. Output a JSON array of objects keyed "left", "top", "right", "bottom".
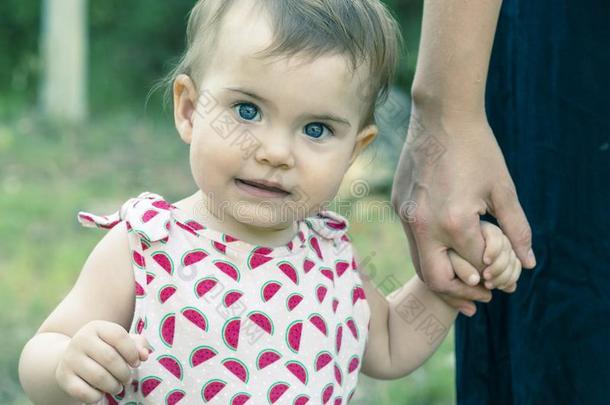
[{"left": 174, "top": 1, "right": 378, "bottom": 232}]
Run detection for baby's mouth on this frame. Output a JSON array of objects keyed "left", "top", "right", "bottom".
[{"left": 235, "top": 178, "right": 291, "bottom": 195}]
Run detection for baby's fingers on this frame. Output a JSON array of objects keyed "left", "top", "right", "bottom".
[
  {"left": 481, "top": 222, "right": 504, "bottom": 264},
  {"left": 483, "top": 248, "right": 512, "bottom": 289},
  {"left": 448, "top": 249, "right": 481, "bottom": 286},
  {"left": 498, "top": 257, "right": 522, "bottom": 292}
]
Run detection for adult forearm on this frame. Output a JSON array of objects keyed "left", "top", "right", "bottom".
[
  {"left": 19, "top": 332, "right": 81, "bottom": 405},
  {"left": 411, "top": 0, "right": 503, "bottom": 118},
  {"left": 386, "top": 277, "right": 458, "bottom": 377}
]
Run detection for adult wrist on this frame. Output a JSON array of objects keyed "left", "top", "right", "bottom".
[{"left": 410, "top": 82, "right": 488, "bottom": 126}]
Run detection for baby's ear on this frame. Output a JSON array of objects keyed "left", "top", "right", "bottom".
[
  {"left": 173, "top": 74, "right": 199, "bottom": 144},
  {"left": 348, "top": 124, "right": 378, "bottom": 167}
]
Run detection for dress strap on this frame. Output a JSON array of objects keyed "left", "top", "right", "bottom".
[
  {"left": 304, "top": 209, "right": 350, "bottom": 241},
  {"left": 77, "top": 191, "right": 173, "bottom": 244}
]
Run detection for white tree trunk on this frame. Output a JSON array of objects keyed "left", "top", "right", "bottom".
[{"left": 40, "top": 0, "right": 88, "bottom": 122}]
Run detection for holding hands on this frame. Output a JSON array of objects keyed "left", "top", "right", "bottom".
[{"left": 448, "top": 221, "right": 522, "bottom": 296}]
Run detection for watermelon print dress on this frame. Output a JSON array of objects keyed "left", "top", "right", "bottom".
[{"left": 77, "top": 191, "right": 371, "bottom": 405}]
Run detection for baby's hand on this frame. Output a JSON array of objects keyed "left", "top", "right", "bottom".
[
  {"left": 480, "top": 221, "right": 522, "bottom": 292},
  {"left": 55, "top": 320, "right": 152, "bottom": 404}
]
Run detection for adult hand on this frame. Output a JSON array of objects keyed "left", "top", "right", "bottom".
[{"left": 391, "top": 105, "right": 536, "bottom": 316}]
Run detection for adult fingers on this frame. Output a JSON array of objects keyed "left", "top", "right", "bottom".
[
  {"left": 439, "top": 203, "right": 488, "bottom": 273},
  {"left": 490, "top": 182, "right": 536, "bottom": 268},
  {"left": 418, "top": 242, "right": 493, "bottom": 304}
]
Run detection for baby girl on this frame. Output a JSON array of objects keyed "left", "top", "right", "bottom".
[{"left": 19, "top": 1, "right": 521, "bottom": 404}]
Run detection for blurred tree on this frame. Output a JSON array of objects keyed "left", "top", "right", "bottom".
[{"left": 39, "top": 0, "right": 88, "bottom": 122}]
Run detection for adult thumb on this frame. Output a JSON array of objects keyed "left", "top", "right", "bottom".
[{"left": 491, "top": 184, "right": 536, "bottom": 268}]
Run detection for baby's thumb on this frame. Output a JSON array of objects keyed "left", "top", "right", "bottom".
[
  {"left": 129, "top": 333, "right": 154, "bottom": 361},
  {"left": 447, "top": 249, "right": 481, "bottom": 286}
]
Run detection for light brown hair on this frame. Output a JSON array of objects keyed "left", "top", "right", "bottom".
[{"left": 156, "top": 0, "right": 404, "bottom": 131}]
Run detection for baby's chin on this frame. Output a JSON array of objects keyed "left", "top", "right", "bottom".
[{"left": 229, "top": 202, "right": 308, "bottom": 227}]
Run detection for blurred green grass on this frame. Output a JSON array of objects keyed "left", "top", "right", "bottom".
[{"left": 1, "top": 112, "right": 455, "bottom": 405}]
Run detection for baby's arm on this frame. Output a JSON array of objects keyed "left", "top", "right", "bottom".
[
  {"left": 18, "top": 222, "right": 150, "bottom": 404},
  {"left": 359, "top": 220, "right": 519, "bottom": 379}
]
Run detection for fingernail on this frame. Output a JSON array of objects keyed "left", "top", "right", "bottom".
[
  {"left": 527, "top": 248, "right": 536, "bottom": 267},
  {"left": 468, "top": 274, "right": 479, "bottom": 285}
]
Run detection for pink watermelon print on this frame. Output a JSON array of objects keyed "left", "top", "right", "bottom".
[
  {"left": 293, "top": 394, "right": 311, "bottom": 405},
  {"left": 222, "top": 357, "right": 250, "bottom": 383},
  {"left": 185, "top": 219, "right": 204, "bottom": 230},
  {"left": 303, "top": 258, "right": 315, "bottom": 273},
  {"left": 267, "top": 382, "right": 290, "bottom": 404},
  {"left": 335, "top": 325, "right": 343, "bottom": 354},
  {"left": 286, "top": 320, "right": 303, "bottom": 353},
  {"left": 309, "top": 236, "right": 323, "bottom": 260},
  {"left": 348, "top": 355, "right": 360, "bottom": 373},
  {"left": 152, "top": 251, "right": 174, "bottom": 275},
  {"left": 286, "top": 293, "right": 304, "bottom": 311},
  {"left": 285, "top": 360, "right": 309, "bottom": 384},
  {"left": 316, "top": 284, "right": 328, "bottom": 303},
  {"left": 214, "top": 259, "right": 241, "bottom": 281},
  {"left": 181, "top": 306, "right": 208, "bottom": 332},
  {"left": 159, "top": 313, "right": 175, "bottom": 348},
  {"left": 256, "top": 348, "right": 282, "bottom": 370},
  {"left": 278, "top": 261, "right": 299, "bottom": 284},
  {"left": 352, "top": 285, "right": 366, "bottom": 305},
  {"left": 202, "top": 379, "right": 226, "bottom": 402},
  {"left": 223, "top": 289, "right": 244, "bottom": 307},
  {"left": 321, "top": 383, "right": 334, "bottom": 404},
  {"left": 230, "top": 392, "right": 252, "bottom": 405},
  {"left": 334, "top": 363, "right": 343, "bottom": 386},
  {"left": 158, "top": 284, "right": 177, "bottom": 304},
  {"left": 321, "top": 267, "right": 334, "bottom": 283},
  {"left": 132, "top": 250, "right": 146, "bottom": 269},
  {"left": 345, "top": 317, "right": 359, "bottom": 340},
  {"left": 335, "top": 260, "right": 349, "bottom": 278},
  {"left": 248, "top": 310, "right": 274, "bottom": 335},
  {"left": 158, "top": 354, "right": 183, "bottom": 380},
  {"left": 213, "top": 240, "right": 227, "bottom": 254},
  {"left": 315, "top": 351, "right": 333, "bottom": 371},
  {"left": 181, "top": 248, "right": 208, "bottom": 267},
  {"left": 222, "top": 317, "right": 241, "bottom": 351},
  {"left": 261, "top": 280, "right": 282, "bottom": 302},
  {"left": 195, "top": 276, "right": 218, "bottom": 298},
  {"left": 332, "top": 298, "right": 339, "bottom": 314},
  {"left": 189, "top": 345, "right": 217, "bottom": 367},
  {"left": 308, "top": 313, "right": 328, "bottom": 336},
  {"left": 247, "top": 251, "right": 273, "bottom": 270},
  {"left": 140, "top": 376, "right": 162, "bottom": 397},
  {"left": 76, "top": 191, "right": 370, "bottom": 404},
  {"left": 165, "top": 388, "right": 186, "bottom": 405},
  {"left": 142, "top": 210, "right": 159, "bottom": 223}
]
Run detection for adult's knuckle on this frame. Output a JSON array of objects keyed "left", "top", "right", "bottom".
[
  {"left": 495, "top": 182, "right": 518, "bottom": 202},
  {"left": 441, "top": 206, "right": 468, "bottom": 233}
]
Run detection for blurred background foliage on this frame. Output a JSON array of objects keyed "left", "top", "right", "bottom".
[{"left": 1, "top": 1, "right": 457, "bottom": 404}]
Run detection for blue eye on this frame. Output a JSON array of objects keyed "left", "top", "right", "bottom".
[
  {"left": 304, "top": 122, "right": 334, "bottom": 139},
  {"left": 233, "top": 102, "right": 260, "bottom": 121}
]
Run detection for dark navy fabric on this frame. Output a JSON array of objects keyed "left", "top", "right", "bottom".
[{"left": 454, "top": 1, "right": 610, "bottom": 404}]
